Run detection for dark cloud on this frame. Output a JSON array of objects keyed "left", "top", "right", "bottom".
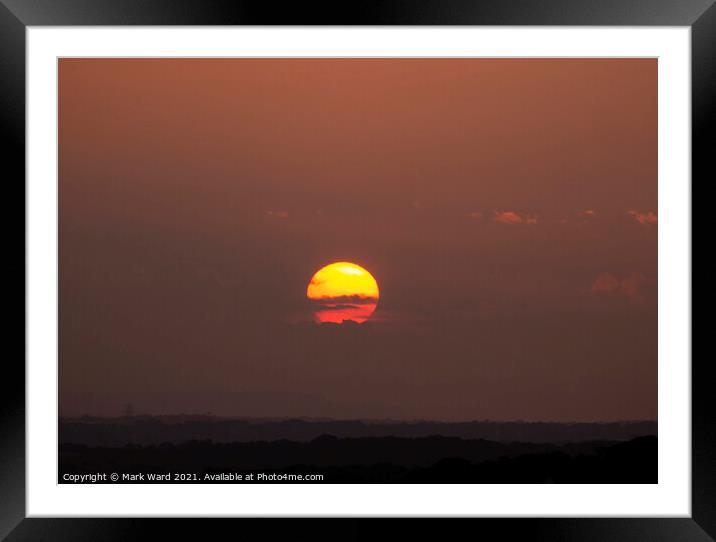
[
  {"left": 314, "top": 304, "right": 362, "bottom": 312},
  {"left": 309, "top": 295, "right": 379, "bottom": 304}
]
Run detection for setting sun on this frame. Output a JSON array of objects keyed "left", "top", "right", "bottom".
[{"left": 307, "top": 262, "right": 379, "bottom": 324}]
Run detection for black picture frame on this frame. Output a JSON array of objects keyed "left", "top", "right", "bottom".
[{"left": 2, "top": 1, "right": 709, "bottom": 539}]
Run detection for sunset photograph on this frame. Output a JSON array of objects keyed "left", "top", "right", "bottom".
[{"left": 58, "top": 58, "right": 657, "bottom": 484}]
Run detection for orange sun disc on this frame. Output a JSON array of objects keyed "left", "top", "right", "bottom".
[{"left": 306, "top": 262, "right": 379, "bottom": 324}]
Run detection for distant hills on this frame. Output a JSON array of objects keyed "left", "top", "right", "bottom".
[{"left": 59, "top": 416, "right": 657, "bottom": 447}]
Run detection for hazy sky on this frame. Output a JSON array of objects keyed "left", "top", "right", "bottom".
[{"left": 59, "top": 59, "right": 657, "bottom": 421}]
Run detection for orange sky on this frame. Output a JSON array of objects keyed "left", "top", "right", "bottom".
[{"left": 59, "top": 59, "right": 657, "bottom": 421}]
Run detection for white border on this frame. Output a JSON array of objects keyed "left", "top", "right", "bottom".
[{"left": 27, "top": 27, "right": 691, "bottom": 517}]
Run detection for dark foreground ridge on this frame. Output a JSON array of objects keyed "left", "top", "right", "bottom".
[{"left": 59, "top": 434, "right": 657, "bottom": 484}]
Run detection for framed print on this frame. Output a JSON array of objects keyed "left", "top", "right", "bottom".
[{"left": 3, "top": 0, "right": 710, "bottom": 539}]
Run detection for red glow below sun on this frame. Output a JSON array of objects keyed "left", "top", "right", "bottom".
[{"left": 313, "top": 302, "right": 377, "bottom": 324}]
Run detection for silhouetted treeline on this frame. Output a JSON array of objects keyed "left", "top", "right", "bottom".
[
  {"left": 59, "top": 416, "right": 657, "bottom": 447},
  {"left": 59, "top": 434, "right": 656, "bottom": 484}
]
